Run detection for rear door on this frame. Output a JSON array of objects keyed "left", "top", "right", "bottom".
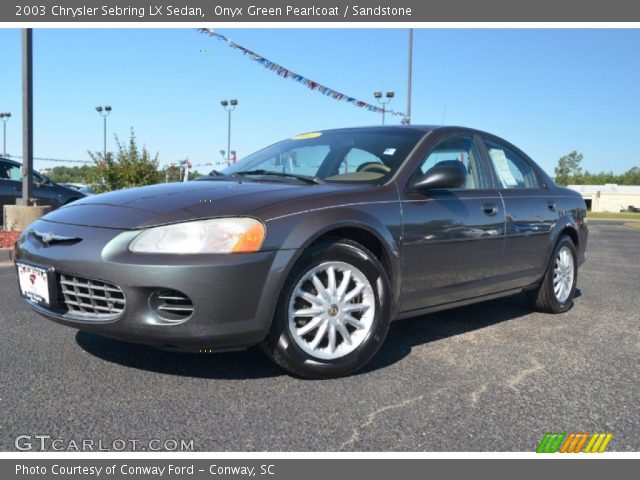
[
  {"left": 481, "top": 138, "right": 555, "bottom": 286},
  {"left": 400, "top": 133, "right": 506, "bottom": 312}
]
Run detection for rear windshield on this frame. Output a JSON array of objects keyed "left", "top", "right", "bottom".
[{"left": 224, "top": 129, "right": 425, "bottom": 184}]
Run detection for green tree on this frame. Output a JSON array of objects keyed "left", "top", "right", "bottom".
[
  {"left": 555, "top": 151, "right": 583, "bottom": 185},
  {"left": 189, "top": 169, "right": 202, "bottom": 180},
  {"left": 162, "top": 164, "right": 181, "bottom": 183},
  {"left": 621, "top": 166, "right": 640, "bottom": 185},
  {"left": 554, "top": 156, "right": 570, "bottom": 186},
  {"left": 160, "top": 165, "right": 203, "bottom": 183},
  {"left": 47, "top": 165, "right": 96, "bottom": 184},
  {"left": 87, "top": 129, "right": 162, "bottom": 193}
]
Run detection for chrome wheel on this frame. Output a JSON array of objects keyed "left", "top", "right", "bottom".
[
  {"left": 288, "top": 261, "right": 375, "bottom": 360},
  {"left": 553, "top": 245, "right": 574, "bottom": 303}
]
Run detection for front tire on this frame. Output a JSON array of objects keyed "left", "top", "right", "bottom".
[
  {"left": 528, "top": 235, "right": 578, "bottom": 313},
  {"left": 261, "top": 239, "right": 392, "bottom": 379}
]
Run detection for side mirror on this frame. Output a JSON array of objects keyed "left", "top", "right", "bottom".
[{"left": 412, "top": 160, "right": 466, "bottom": 191}]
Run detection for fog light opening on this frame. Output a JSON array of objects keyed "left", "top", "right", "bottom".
[{"left": 149, "top": 289, "right": 194, "bottom": 323}]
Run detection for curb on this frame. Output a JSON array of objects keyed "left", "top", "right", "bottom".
[
  {"left": 588, "top": 217, "right": 640, "bottom": 222},
  {"left": 0, "top": 247, "right": 13, "bottom": 265}
]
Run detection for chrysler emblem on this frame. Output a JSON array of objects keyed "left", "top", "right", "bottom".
[{"left": 31, "top": 229, "right": 82, "bottom": 247}]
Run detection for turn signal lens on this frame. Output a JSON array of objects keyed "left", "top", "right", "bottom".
[{"left": 232, "top": 221, "right": 266, "bottom": 253}]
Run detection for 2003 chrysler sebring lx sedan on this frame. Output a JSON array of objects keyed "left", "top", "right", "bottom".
[{"left": 14, "top": 126, "right": 588, "bottom": 378}]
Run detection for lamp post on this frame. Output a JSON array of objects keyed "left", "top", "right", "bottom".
[
  {"left": 220, "top": 99, "right": 237, "bottom": 166},
  {"left": 406, "top": 28, "right": 413, "bottom": 125},
  {"left": 0, "top": 112, "right": 10, "bottom": 157},
  {"left": 20, "top": 28, "right": 34, "bottom": 206},
  {"left": 95, "top": 105, "right": 112, "bottom": 157},
  {"left": 373, "top": 91, "right": 394, "bottom": 125}
]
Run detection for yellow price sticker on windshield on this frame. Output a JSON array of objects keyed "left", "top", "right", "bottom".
[{"left": 292, "top": 132, "right": 322, "bottom": 140}]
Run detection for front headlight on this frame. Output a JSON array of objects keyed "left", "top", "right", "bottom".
[{"left": 129, "top": 218, "right": 266, "bottom": 254}]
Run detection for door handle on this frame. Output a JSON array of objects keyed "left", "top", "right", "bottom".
[
  {"left": 547, "top": 201, "right": 556, "bottom": 211},
  {"left": 482, "top": 202, "right": 498, "bottom": 216}
]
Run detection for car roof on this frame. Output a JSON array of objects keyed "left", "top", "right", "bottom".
[
  {"left": 314, "top": 125, "right": 496, "bottom": 137},
  {"left": 313, "top": 125, "right": 531, "bottom": 157},
  {"left": 0, "top": 157, "right": 21, "bottom": 166}
]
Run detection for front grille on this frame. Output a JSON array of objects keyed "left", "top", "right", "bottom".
[{"left": 59, "top": 274, "right": 126, "bottom": 319}]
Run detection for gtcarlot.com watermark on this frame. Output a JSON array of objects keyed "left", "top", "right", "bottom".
[{"left": 15, "top": 435, "right": 194, "bottom": 451}]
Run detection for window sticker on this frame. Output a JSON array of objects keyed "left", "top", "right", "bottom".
[
  {"left": 292, "top": 132, "right": 322, "bottom": 140},
  {"left": 489, "top": 148, "right": 518, "bottom": 187},
  {"left": 383, "top": 148, "right": 397, "bottom": 156}
]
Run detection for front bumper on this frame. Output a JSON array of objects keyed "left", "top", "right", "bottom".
[{"left": 14, "top": 219, "right": 297, "bottom": 351}]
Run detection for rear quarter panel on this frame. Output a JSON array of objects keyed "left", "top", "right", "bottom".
[{"left": 548, "top": 185, "right": 588, "bottom": 265}]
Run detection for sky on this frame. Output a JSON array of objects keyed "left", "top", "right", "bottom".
[{"left": 0, "top": 28, "right": 638, "bottom": 176}]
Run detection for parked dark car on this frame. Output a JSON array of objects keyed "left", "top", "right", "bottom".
[
  {"left": 60, "top": 183, "right": 96, "bottom": 196},
  {"left": 14, "top": 126, "right": 588, "bottom": 378},
  {"left": 1, "top": 158, "right": 85, "bottom": 215}
]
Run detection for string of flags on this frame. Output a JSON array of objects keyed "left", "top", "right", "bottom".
[{"left": 198, "top": 29, "right": 408, "bottom": 121}]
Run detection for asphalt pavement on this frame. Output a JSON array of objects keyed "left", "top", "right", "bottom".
[{"left": 1, "top": 220, "right": 638, "bottom": 451}]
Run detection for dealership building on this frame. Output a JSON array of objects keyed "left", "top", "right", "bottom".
[{"left": 567, "top": 184, "right": 640, "bottom": 212}]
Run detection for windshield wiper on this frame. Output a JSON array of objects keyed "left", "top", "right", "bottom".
[{"left": 235, "top": 170, "right": 323, "bottom": 185}]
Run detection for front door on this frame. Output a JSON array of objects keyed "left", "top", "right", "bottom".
[{"left": 400, "top": 134, "right": 505, "bottom": 312}]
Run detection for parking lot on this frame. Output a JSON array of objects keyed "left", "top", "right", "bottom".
[{"left": 1, "top": 220, "right": 638, "bottom": 451}]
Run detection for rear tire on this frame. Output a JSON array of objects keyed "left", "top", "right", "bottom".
[
  {"left": 261, "top": 239, "right": 392, "bottom": 379},
  {"left": 528, "top": 235, "right": 578, "bottom": 313}
]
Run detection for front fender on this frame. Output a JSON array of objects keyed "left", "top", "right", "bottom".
[{"left": 262, "top": 202, "right": 403, "bottom": 320}]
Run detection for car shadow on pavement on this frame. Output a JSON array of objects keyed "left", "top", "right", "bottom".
[
  {"left": 359, "top": 292, "right": 538, "bottom": 375},
  {"left": 76, "top": 291, "right": 557, "bottom": 380},
  {"left": 75, "top": 332, "right": 283, "bottom": 380}
]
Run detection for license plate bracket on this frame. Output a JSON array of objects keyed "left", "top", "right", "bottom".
[{"left": 17, "top": 263, "right": 56, "bottom": 307}]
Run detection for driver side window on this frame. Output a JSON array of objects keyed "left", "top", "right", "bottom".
[
  {"left": 4, "top": 163, "right": 22, "bottom": 181},
  {"left": 341, "top": 148, "right": 382, "bottom": 174},
  {"left": 0, "top": 163, "right": 46, "bottom": 183},
  {"left": 418, "top": 135, "right": 488, "bottom": 190}
]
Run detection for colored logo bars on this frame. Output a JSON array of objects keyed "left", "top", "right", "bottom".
[{"left": 536, "top": 432, "right": 613, "bottom": 453}]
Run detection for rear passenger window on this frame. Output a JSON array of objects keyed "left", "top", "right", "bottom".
[
  {"left": 484, "top": 140, "right": 539, "bottom": 189},
  {"left": 418, "top": 135, "right": 489, "bottom": 189}
]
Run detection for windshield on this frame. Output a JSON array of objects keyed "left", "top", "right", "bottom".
[{"left": 222, "top": 129, "right": 425, "bottom": 184}]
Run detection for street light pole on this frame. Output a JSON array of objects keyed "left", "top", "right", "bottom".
[
  {"left": 0, "top": 113, "right": 11, "bottom": 156},
  {"left": 406, "top": 28, "right": 413, "bottom": 125},
  {"left": 373, "top": 91, "right": 395, "bottom": 125},
  {"left": 95, "top": 105, "right": 112, "bottom": 157},
  {"left": 19, "top": 28, "right": 34, "bottom": 206},
  {"left": 227, "top": 108, "right": 231, "bottom": 165},
  {"left": 220, "top": 99, "right": 238, "bottom": 166}
]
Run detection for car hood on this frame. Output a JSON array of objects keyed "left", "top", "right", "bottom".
[{"left": 40, "top": 180, "right": 359, "bottom": 229}]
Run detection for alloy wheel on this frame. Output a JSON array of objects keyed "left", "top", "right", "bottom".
[
  {"left": 553, "top": 245, "right": 575, "bottom": 303},
  {"left": 288, "top": 261, "right": 375, "bottom": 360}
]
